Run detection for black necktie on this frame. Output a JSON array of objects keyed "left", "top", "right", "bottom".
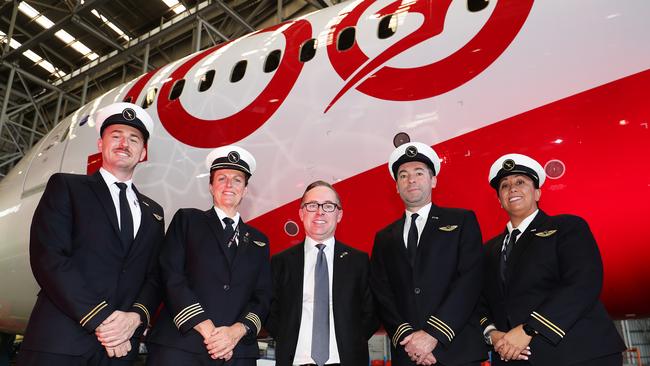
[
  {"left": 407, "top": 213, "right": 419, "bottom": 266},
  {"left": 222, "top": 217, "right": 237, "bottom": 262},
  {"left": 115, "top": 182, "right": 133, "bottom": 251},
  {"left": 500, "top": 228, "right": 521, "bottom": 284}
]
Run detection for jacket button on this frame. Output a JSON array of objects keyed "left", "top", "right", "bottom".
[
  {"left": 223, "top": 285, "right": 230, "bottom": 291},
  {"left": 414, "top": 287, "right": 421, "bottom": 294}
]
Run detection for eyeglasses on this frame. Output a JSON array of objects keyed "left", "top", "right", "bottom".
[{"left": 301, "top": 201, "right": 340, "bottom": 213}]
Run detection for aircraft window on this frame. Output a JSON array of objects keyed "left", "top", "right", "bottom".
[
  {"left": 299, "top": 39, "right": 317, "bottom": 62},
  {"left": 230, "top": 60, "right": 247, "bottom": 83},
  {"left": 142, "top": 88, "right": 158, "bottom": 109},
  {"left": 264, "top": 50, "right": 282, "bottom": 73},
  {"left": 337, "top": 27, "right": 356, "bottom": 51},
  {"left": 169, "top": 79, "right": 185, "bottom": 100},
  {"left": 199, "top": 70, "right": 216, "bottom": 92},
  {"left": 467, "top": 0, "right": 489, "bottom": 12},
  {"left": 378, "top": 14, "right": 397, "bottom": 39},
  {"left": 393, "top": 132, "right": 411, "bottom": 148},
  {"left": 123, "top": 96, "right": 133, "bottom": 103}
]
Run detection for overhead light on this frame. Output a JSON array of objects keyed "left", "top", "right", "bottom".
[
  {"left": 18, "top": 1, "right": 100, "bottom": 61},
  {"left": 162, "top": 0, "right": 187, "bottom": 14},
  {"left": 0, "top": 30, "right": 67, "bottom": 77},
  {"left": 90, "top": 9, "right": 130, "bottom": 42}
]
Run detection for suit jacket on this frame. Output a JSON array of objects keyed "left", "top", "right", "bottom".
[
  {"left": 22, "top": 171, "right": 165, "bottom": 358},
  {"left": 370, "top": 205, "right": 486, "bottom": 366},
  {"left": 479, "top": 211, "right": 625, "bottom": 366},
  {"left": 267, "top": 240, "right": 378, "bottom": 366},
  {"left": 147, "top": 208, "right": 271, "bottom": 359}
]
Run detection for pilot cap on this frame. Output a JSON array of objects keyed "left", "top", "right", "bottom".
[
  {"left": 388, "top": 142, "right": 441, "bottom": 180},
  {"left": 489, "top": 153, "right": 546, "bottom": 189},
  {"left": 95, "top": 102, "right": 153, "bottom": 141},
  {"left": 205, "top": 145, "right": 256, "bottom": 177}
]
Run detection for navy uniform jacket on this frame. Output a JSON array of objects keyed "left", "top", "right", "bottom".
[
  {"left": 267, "top": 241, "right": 378, "bottom": 366},
  {"left": 22, "top": 172, "right": 165, "bottom": 359},
  {"left": 147, "top": 208, "right": 271, "bottom": 358},
  {"left": 370, "top": 205, "right": 486, "bottom": 366},
  {"left": 478, "top": 211, "right": 625, "bottom": 365}
]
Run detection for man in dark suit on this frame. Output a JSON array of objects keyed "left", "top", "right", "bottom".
[
  {"left": 267, "top": 180, "right": 378, "bottom": 366},
  {"left": 146, "top": 145, "right": 271, "bottom": 366},
  {"left": 479, "top": 153, "right": 625, "bottom": 365},
  {"left": 370, "top": 142, "right": 485, "bottom": 366},
  {"left": 18, "top": 102, "right": 165, "bottom": 366}
]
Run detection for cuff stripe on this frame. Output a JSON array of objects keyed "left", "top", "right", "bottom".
[
  {"left": 245, "top": 313, "right": 262, "bottom": 334},
  {"left": 480, "top": 317, "right": 488, "bottom": 326},
  {"left": 174, "top": 303, "right": 201, "bottom": 324},
  {"left": 80, "top": 301, "right": 108, "bottom": 327},
  {"left": 429, "top": 316, "right": 455, "bottom": 338},
  {"left": 176, "top": 308, "right": 205, "bottom": 329},
  {"left": 392, "top": 323, "right": 413, "bottom": 347},
  {"left": 427, "top": 319, "right": 452, "bottom": 342},
  {"left": 133, "top": 303, "right": 151, "bottom": 326},
  {"left": 531, "top": 311, "right": 565, "bottom": 337}
]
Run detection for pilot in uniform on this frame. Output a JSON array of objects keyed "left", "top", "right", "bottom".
[
  {"left": 479, "top": 154, "right": 626, "bottom": 366},
  {"left": 17, "top": 103, "right": 165, "bottom": 366},
  {"left": 370, "top": 142, "right": 486, "bottom": 366},
  {"left": 146, "top": 146, "right": 271, "bottom": 366}
]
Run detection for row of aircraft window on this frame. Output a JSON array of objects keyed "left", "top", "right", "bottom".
[
  {"left": 129, "top": 0, "right": 490, "bottom": 109},
  {"left": 128, "top": 15, "right": 397, "bottom": 109}
]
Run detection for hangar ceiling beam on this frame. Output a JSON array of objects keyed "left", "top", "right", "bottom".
[
  {"left": 1, "top": 61, "right": 80, "bottom": 105},
  {"left": 2, "top": 0, "right": 18, "bottom": 55},
  {"left": 213, "top": 0, "right": 255, "bottom": 32},
  {"left": 0, "top": 0, "right": 111, "bottom": 62}
]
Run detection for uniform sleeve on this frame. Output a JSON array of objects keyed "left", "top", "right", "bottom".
[
  {"left": 159, "top": 210, "right": 209, "bottom": 334},
  {"left": 130, "top": 209, "right": 164, "bottom": 333},
  {"left": 477, "top": 243, "right": 495, "bottom": 334},
  {"left": 370, "top": 232, "right": 415, "bottom": 348},
  {"left": 526, "top": 217, "right": 604, "bottom": 345},
  {"left": 421, "top": 211, "right": 484, "bottom": 347},
  {"left": 359, "top": 252, "right": 380, "bottom": 340},
  {"left": 29, "top": 174, "right": 114, "bottom": 332},
  {"left": 237, "top": 235, "right": 272, "bottom": 343}
]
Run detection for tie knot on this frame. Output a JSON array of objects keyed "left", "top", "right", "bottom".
[
  {"left": 510, "top": 229, "right": 521, "bottom": 239},
  {"left": 115, "top": 182, "right": 127, "bottom": 191},
  {"left": 316, "top": 243, "right": 326, "bottom": 251},
  {"left": 411, "top": 213, "right": 419, "bottom": 221},
  {"left": 222, "top": 217, "right": 235, "bottom": 227}
]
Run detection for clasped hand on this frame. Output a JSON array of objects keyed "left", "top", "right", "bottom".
[
  {"left": 492, "top": 325, "right": 533, "bottom": 361},
  {"left": 400, "top": 330, "right": 438, "bottom": 365},
  {"left": 95, "top": 310, "right": 142, "bottom": 358}
]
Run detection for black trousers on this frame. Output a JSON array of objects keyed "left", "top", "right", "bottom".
[
  {"left": 145, "top": 344, "right": 256, "bottom": 366},
  {"left": 490, "top": 352, "right": 622, "bottom": 366},
  {"left": 15, "top": 347, "right": 134, "bottom": 366}
]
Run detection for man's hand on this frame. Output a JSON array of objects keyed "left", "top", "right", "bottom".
[
  {"left": 205, "top": 323, "right": 247, "bottom": 360},
  {"left": 95, "top": 311, "right": 141, "bottom": 347},
  {"left": 193, "top": 319, "right": 216, "bottom": 340},
  {"left": 105, "top": 340, "right": 131, "bottom": 358},
  {"left": 491, "top": 329, "right": 531, "bottom": 361},
  {"left": 494, "top": 324, "right": 532, "bottom": 361},
  {"left": 400, "top": 330, "right": 438, "bottom": 365}
]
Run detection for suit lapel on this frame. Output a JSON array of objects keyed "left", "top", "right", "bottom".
[
  {"left": 493, "top": 229, "right": 508, "bottom": 296},
  {"left": 203, "top": 208, "right": 229, "bottom": 263},
  {"left": 128, "top": 184, "right": 152, "bottom": 256},
  {"left": 416, "top": 205, "right": 444, "bottom": 268},
  {"left": 292, "top": 243, "right": 306, "bottom": 327},
  {"left": 88, "top": 171, "right": 121, "bottom": 241},
  {"left": 506, "top": 210, "right": 549, "bottom": 283},
  {"left": 231, "top": 220, "right": 252, "bottom": 270},
  {"left": 390, "top": 214, "right": 410, "bottom": 265}
]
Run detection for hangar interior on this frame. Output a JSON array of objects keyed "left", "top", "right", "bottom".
[{"left": 0, "top": 1, "right": 649, "bottom": 365}]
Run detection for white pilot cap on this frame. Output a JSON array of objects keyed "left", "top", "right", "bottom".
[
  {"left": 388, "top": 142, "right": 441, "bottom": 180},
  {"left": 489, "top": 153, "right": 546, "bottom": 189},
  {"left": 94, "top": 102, "right": 154, "bottom": 141},
  {"left": 205, "top": 145, "right": 257, "bottom": 177}
]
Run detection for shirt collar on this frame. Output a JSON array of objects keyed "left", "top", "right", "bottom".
[
  {"left": 213, "top": 206, "right": 240, "bottom": 225},
  {"left": 304, "top": 236, "right": 335, "bottom": 253},
  {"left": 100, "top": 167, "right": 133, "bottom": 189},
  {"left": 507, "top": 209, "right": 539, "bottom": 234},
  {"left": 405, "top": 202, "right": 432, "bottom": 220}
]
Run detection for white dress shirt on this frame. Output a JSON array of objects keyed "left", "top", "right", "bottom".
[
  {"left": 213, "top": 207, "right": 241, "bottom": 246},
  {"left": 293, "top": 236, "right": 340, "bottom": 365},
  {"left": 100, "top": 168, "right": 141, "bottom": 237},
  {"left": 402, "top": 202, "right": 432, "bottom": 248}
]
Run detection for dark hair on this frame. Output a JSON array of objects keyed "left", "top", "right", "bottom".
[
  {"left": 301, "top": 180, "right": 341, "bottom": 206},
  {"left": 209, "top": 169, "right": 250, "bottom": 186}
]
